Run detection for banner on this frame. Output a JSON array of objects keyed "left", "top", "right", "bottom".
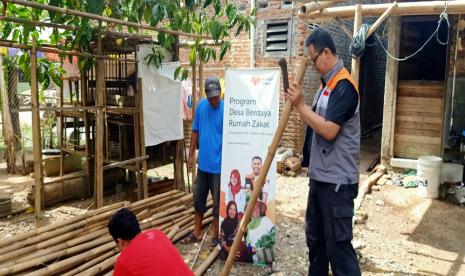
[
  {"left": 137, "top": 45, "right": 183, "bottom": 146},
  {"left": 219, "top": 69, "right": 279, "bottom": 265}
]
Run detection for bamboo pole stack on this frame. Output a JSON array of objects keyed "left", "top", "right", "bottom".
[{"left": 0, "top": 190, "right": 212, "bottom": 276}]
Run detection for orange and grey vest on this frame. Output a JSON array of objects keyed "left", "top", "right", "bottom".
[{"left": 309, "top": 66, "right": 360, "bottom": 190}]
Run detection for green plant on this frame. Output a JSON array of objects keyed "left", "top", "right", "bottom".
[{"left": 0, "top": 0, "right": 255, "bottom": 81}]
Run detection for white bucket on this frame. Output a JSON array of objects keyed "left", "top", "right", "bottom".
[{"left": 417, "top": 156, "right": 442, "bottom": 199}]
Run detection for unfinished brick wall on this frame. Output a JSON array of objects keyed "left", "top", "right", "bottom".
[{"left": 180, "top": 0, "right": 387, "bottom": 152}]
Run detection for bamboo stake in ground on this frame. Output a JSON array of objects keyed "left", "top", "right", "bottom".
[
  {"left": 194, "top": 246, "right": 220, "bottom": 276},
  {"left": 221, "top": 58, "right": 308, "bottom": 275},
  {"left": 190, "top": 224, "right": 211, "bottom": 270}
]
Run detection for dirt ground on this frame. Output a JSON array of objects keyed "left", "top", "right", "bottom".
[{"left": 1, "top": 133, "right": 465, "bottom": 275}]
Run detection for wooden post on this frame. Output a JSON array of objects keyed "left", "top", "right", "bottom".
[
  {"left": 351, "top": 4, "right": 362, "bottom": 86},
  {"left": 31, "top": 37, "right": 43, "bottom": 220},
  {"left": 95, "top": 26, "right": 105, "bottom": 208},
  {"left": 380, "top": 17, "right": 401, "bottom": 163},
  {"left": 191, "top": 60, "right": 197, "bottom": 189},
  {"left": 174, "top": 140, "right": 185, "bottom": 191},
  {"left": 137, "top": 78, "right": 148, "bottom": 198}
]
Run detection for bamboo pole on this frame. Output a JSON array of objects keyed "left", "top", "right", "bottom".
[
  {"left": 194, "top": 246, "right": 220, "bottom": 276},
  {"left": 23, "top": 241, "right": 116, "bottom": 276},
  {"left": 190, "top": 224, "right": 210, "bottom": 269},
  {"left": 30, "top": 36, "right": 43, "bottom": 221},
  {"left": 1, "top": 194, "right": 189, "bottom": 268},
  {"left": 0, "top": 15, "right": 153, "bottom": 40},
  {"left": 79, "top": 254, "right": 119, "bottom": 275},
  {"left": 351, "top": 4, "right": 362, "bottom": 86},
  {"left": 61, "top": 249, "right": 117, "bottom": 276},
  {"left": 221, "top": 59, "right": 309, "bottom": 275},
  {"left": 137, "top": 78, "right": 148, "bottom": 198},
  {"left": 0, "top": 40, "right": 136, "bottom": 62},
  {"left": 95, "top": 26, "right": 105, "bottom": 208},
  {"left": 300, "top": 0, "right": 345, "bottom": 14},
  {"left": 199, "top": 54, "right": 204, "bottom": 99},
  {"left": 5, "top": 0, "right": 210, "bottom": 39},
  {"left": 0, "top": 52, "right": 16, "bottom": 174},
  {"left": 300, "top": 0, "right": 465, "bottom": 19},
  {"left": 103, "top": 155, "right": 149, "bottom": 170},
  {"left": 191, "top": 59, "right": 197, "bottom": 189},
  {"left": 0, "top": 223, "right": 105, "bottom": 264},
  {"left": 367, "top": 2, "right": 398, "bottom": 38},
  {"left": 173, "top": 214, "right": 213, "bottom": 243},
  {"left": 166, "top": 225, "right": 180, "bottom": 240},
  {"left": 44, "top": 172, "right": 85, "bottom": 185},
  {"left": 0, "top": 192, "right": 177, "bottom": 255},
  {"left": 0, "top": 236, "right": 114, "bottom": 275},
  {"left": 1, "top": 203, "right": 193, "bottom": 275},
  {"left": 4, "top": 225, "right": 108, "bottom": 265},
  {"left": 0, "top": 200, "right": 126, "bottom": 249}
]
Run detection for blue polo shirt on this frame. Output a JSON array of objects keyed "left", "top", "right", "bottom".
[{"left": 192, "top": 99, "right": 224, "bottom": 174}]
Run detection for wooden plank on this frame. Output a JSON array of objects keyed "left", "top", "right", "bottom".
[
  {"left": 395, "top": 121, "right": 442, "bottom": 131},
  {"left": 396, "top": 96, "right": 442, "bottom": 107},
  {"left": 394, "top": 143, "right": 441, "bottom": 158},
  {"left": 31, "top": 37, "right": 43, "bottom": 220},
  {"left": 398, "top": 80, "right": 444, "bottom": 86},
  {"left": 396, "top": 103, "right": 442, "bottom": 114},
  {"left": 397, "top": 89, "right": 444, "bottom": 99},
  {"left": 394, "top": 134, "right": 441, "bottom": 145},
  {"left": 395, "top": 127, "right": 442, "bottom": 137},
  {"left": 396, "top": 111, "right": 442, "bottom": 119}
]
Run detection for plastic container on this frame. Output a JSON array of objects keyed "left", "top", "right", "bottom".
[{"left": 417, "top": 156, "right": 442, "bottom": 199}]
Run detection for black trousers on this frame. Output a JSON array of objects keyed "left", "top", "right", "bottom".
[{"left": 305, "top": 179, "right": 361, "bottom": 276}]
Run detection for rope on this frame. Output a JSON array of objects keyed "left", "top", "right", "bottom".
[
  {"left": 350, "top": 24, "right": 371, "bottom": 58},
  {"left": 350, "top": 0, "right": 450, "bottom": 61}
]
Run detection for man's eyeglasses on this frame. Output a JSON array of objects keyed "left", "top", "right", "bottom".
[{"left": 310, "top": 48, "right": 325, "bottom": 66}]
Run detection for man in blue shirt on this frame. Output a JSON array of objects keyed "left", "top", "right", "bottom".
[{"left": 184, "top": 76, "right": 224, "bottom": 247}]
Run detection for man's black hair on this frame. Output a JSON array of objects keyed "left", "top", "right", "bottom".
[
  {"left": 107, "top": 208, "right": 141, "bottom": 242},
  {"left": 305, "top": 27, "right": 337, "bottom": 55},
  {"left": 252, "top": 156, "right": 262, "bottom": 163}
]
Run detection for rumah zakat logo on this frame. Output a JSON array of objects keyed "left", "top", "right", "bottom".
[{"left": 251, "top": 76, "right": 262, "bottom": 87}]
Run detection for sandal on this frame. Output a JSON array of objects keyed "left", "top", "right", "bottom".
[{"left": 181, "top": 232, "right": 202, "bottom": 244}]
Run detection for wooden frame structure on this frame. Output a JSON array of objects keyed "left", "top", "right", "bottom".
[{"left": 0, "top": 1, "right": 210, "bottom": 220}]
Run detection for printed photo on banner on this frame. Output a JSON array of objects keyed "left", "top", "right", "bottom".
[{"left": 219, "top": 69, "right": 280, "bottom": 266}]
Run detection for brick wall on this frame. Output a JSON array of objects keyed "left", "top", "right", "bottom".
[{"left": 180, "top": 0, "right": 388, "bottom": 151}]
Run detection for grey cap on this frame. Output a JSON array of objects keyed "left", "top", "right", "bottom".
[{"left": 205, "top": 76, "right": 221, "bottom": 98}]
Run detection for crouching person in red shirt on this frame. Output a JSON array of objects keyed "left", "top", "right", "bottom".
[{"left": 108, "top": 208, "right": 194, "bottom": 276}]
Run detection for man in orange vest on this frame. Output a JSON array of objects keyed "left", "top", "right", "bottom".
[{"left": 286, "top": 28, "right": 361, "bottom": 276}]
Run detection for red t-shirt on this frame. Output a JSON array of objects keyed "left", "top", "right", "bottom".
[{"left": 114, "top": 229, "right": 194, "bottom": 276}]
